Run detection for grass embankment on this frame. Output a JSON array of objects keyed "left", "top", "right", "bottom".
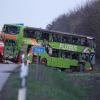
[{"left": 0, "top": 64, "right": 100, "bottom": 100}]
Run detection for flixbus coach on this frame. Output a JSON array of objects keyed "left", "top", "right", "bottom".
[
  {"left": 23, "top": 27, "right": 96, "bottom": 72},
  {"left": 1, "top": 24, "right": 24, "bottom": 62}
]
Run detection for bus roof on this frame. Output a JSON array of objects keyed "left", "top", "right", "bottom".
[
  {"left": 25, "top": 26, "right": 94, "bottom": 39},
  {"left": 4, "top": 24, "right": 94, "bottom": 39}
]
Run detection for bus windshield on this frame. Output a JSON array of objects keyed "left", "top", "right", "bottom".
[{"left": 2, "top": 25, "right": 20, "bottom": 35}]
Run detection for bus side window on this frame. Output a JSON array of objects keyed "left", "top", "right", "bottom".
[
  {"left": 43, "top": 33, "right": 49, "bottom": 40},
  {"left": 63, "top": 36, "right": 67, "bottom": 43},
  {"left": 24, "top": 29, "right": 30, "bottom": 38},
  {"left": 52, "top": 34, "right": 57, "bottom": 42},
  {"left": 34, "top": 31, "right": 42, "bottom": 40},
  {"left": 32, "top": 31, "right": 35, "bottom": 38},
  {"left": 77, "top": 38, "right": 81, "bottom": 45},
  {"left": 61, "top": 51, "right": 71, "bottom": 59},
  {"left": 72, "top": 36, "right": 81, "bottom": 45},
  {"left": 80, "top": 38, "right": 85, "bottom": 46},
  {"left": 52, "top": 34, "right": 62, "bottom": 42},
  {"left": 84, "top": 53, "right": 89, "bottom": 62},
  {"left": 50, "top": 49, "right": 59, "bottom": 57},
  {"left": 80, "top": 38, "right": 89, "bottom": 46},
  {"left": 62, "top": 35, "right": 69, "bottom": 43},
  {"left": 49, "top": 34, "right": 53, "bottom": 42},
  {"left": 57, "top": 35, "right": 62, "bottom": 42},
  {"left": 72, "top": 53, "right": 79, "bottom": 60},
  {"left": 10, "top": 26, "right": 18, "bottom": 34},
  {"left": 61, "top": 51, "right": 65, "bottom": 58},
  {"left": 88, "top": 39, "right": 95, "bottom": 48},
  {"left": 83, "top": 39, "right": 89, "bottom": 46}
]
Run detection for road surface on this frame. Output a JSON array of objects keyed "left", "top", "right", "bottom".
[{"left": 0, "top": 64, "right": 17, "bottom": 91}]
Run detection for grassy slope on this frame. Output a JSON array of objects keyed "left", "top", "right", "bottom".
[{"left": 0, "top": 64, "right": 100, "bottom": 100}]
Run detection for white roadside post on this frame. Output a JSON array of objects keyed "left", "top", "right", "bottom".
[{"left": 18, "top": 54, "right": 29, "bottom": 100}]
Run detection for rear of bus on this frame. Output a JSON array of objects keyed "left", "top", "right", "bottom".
[{"left": 1, "top": 24, "right": 23, "bottom": 62}]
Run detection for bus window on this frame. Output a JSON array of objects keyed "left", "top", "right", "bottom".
[
  {"left": 84, "top": 39, "right": 89, "bottom": 46},
  {"left": 80, "top": 38, "right": 89, "bottom": 46},
  {"left": 24, "top": 29, "right": 35, "bottom": 38},
  {"left": 72, "top": 36, "right": 80, "bottom": 45},
  {"left": 50, "top": 49, "right": 59, "bottom": 57},
  {"left": 61, "top": 50, "right": 80, "bottom": 60},
  {"left": 87, "top": 39, "right": 95, "bottom": 48},
  {"left": 3, "top": 25, "right": 19, "bottom": 35},
  {"left": 49, "top": 34, "right": 53, "bottom": 41},
  {"left": 33, "top": 31, "right": 49, "bottom": 41},
  {"left": 81, "top": 53, "right": 89, "bottom": 62},
  {"left": 12, "top": 40, "right": 16, "bottom": 46},
  {"left": 72, "top": 52, "right": 79, "bottom": 60},
  {"left": 52, "top": 34, "right": 62, "bottom": 42},
  {"left": 31, "top": 31, "right": 36, "bottom": 38},
  {"left": 61, "top": 51, "right": 71, "bottom": 58},
  {"left": 34, "top": 31, "right": 42, "bottom": 40},
  {"left": 61, "top": 51, "right": 65, "bottom": 58},
  {"left": 62, "top": 35, "right": 69, "bottom": 43},
  {"left": 42, "top": 33, "right": 49, "bottom": 40}
]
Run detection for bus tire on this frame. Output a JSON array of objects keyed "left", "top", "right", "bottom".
[{"left": 41, "top": 58, "right": 47, "bottom": 65}]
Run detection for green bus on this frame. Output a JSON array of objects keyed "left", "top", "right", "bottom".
[
  {"left": 1, "top": 24, "right": 24, "bottom": 62},
  {"left": 23, "top": 27, "right": 96, "bottom": 71},
  {"left": 2, "top": 24, "right": 96, "bottom": 71}
]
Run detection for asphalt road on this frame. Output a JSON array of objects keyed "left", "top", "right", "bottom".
[{"left": 0, "top": 64, "right": 17, "bottom": 91}]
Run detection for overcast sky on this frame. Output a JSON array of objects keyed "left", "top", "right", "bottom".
[{"left": 0, "top": 0, "right": 89, "bottom": 29}]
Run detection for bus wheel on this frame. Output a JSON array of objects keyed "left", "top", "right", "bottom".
[{"left": 41, "top": 58, "right": 47, "bottom": 65}]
